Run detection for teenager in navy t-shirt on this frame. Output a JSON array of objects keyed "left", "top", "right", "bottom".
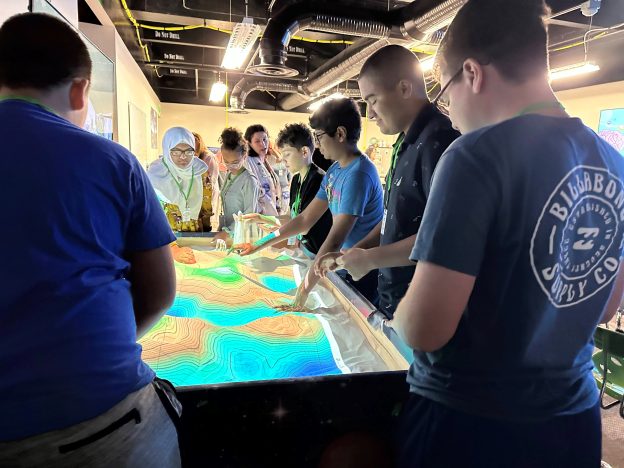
[
  {"left": 0, "top": 13, "right": 179, "bottom": 466},
  {"left": 391, "top": 1, "right": 624, "bottom": 467},
  {"left": 236, "top": 98, "right": 383, "bottom": 307}
]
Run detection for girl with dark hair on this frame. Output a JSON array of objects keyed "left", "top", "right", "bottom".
[
  {"left": 244, "top": 124, "right": 281, "bottom": 216},
  {"left": 217, "top": 127, "right": 260, "bottom": 235}
]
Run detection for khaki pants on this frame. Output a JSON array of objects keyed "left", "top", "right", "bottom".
[{"left": 0, "top": 381, "right": 181, "bottom": 468}]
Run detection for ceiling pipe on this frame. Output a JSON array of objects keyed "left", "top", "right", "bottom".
[
  {"left": 279, "top": 37, "right": 387, "bottom": 110},
  {"left": 229, "top": 77, "right": 301, "bottom": 110},
  {"left": 250, "top": 0, "right": 466, "bottom": 77}
]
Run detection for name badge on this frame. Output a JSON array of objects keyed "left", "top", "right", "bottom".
[
  {"left": 381, "top": 209, "right": 387, "bottom": 235},
  {"left": 182, "top": 208, "right": 191, "bottom": 222}
]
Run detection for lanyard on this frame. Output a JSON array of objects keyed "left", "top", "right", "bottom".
[
  {"left": 163, "top": 160, "right": 195, "bottom": 209},
  {"left": 515, "top": 101, "right": 565, "bottom": 117},
  {"left": 220, "top": 169, "right": 245, "bottom": 202},
  {"left": 383, "top": 133, "right": 405, "bottom": 208},
  {"left": 291, "top": 167, "right": 310, "bottom": 217},
  {"left": 0, "top": 95, "right": 57, "bottom": 115}
]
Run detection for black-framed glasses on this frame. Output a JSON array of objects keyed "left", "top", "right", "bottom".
[
  {"left": 313, "top": 131, "right": 327, "bottom": 145},
  {"left": 170, "top": 149, "right": 196, "bottom": 158},
  {"left": 432, "top": 67, "right": 463, "bottom": 108}
]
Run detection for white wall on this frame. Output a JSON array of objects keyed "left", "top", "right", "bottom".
[
  {"left": 80, "top": 22, "right": 161, "bottom": 166},
  {"left": 158, "top": 102, "right": 395, "bottom": 156},
  {"left": 3, "top": 0, "right": 79, "bottom": 26},
  {"left": 556, "top": 80, "right": 624, "bottom": 131},
  {"left": 114, "top": 34, "right": 161, "bottom": 166},
  {"left": 0, "top": 0, "right": 29, "bottom": 25}
]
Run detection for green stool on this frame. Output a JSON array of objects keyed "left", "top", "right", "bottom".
[{"left": 592, "top": 327, "right": 624, "bottom": 418}]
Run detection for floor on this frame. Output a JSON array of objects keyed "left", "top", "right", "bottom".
[{"left": 602, "top": 401, "right": 624, "bottom": 467}]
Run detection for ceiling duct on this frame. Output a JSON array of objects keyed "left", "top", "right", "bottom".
[
  {"left": 229, "top": 77, "right": 301, "bottom": 111},
  {"left": 279, "top": 38, "right": 387, "bottom": 110},
  {"left": 250, "top": 0, "right": 466, "bottom": 77}
]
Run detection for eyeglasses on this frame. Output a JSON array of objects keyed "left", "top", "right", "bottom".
[
  {"left": 432, "top": 67, "right": 463, "bottom": 109},
  {"left": 313, "top": 131, "right": 327, "bottom": 145},
  {"left": 224, "top": 160, "right": 244, "bottom": 169},
  {"left": 170, "top": 149, "right": 196, "bottom": 158}
]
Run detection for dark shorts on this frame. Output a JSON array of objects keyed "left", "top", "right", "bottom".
[{"left": 396, "top": 393, "right": 601, "bottom": 468}]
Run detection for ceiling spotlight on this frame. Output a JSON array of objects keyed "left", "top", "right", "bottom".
[{"left": 209, "top": 81, "right": 227, "bottom": 103}]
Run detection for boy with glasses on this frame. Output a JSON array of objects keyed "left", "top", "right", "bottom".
[
  {"left": 317, "top": 45, "right": 459, "bottom": 319},
  {"left": 391, "top": 0, "right": 624, "bottom": 466},
  {"left": 235, "top": 99, "right": 383, "bottom": 308}
]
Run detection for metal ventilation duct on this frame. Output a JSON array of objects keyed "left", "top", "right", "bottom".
[
  {"left": 229, "top": 77, "right": 301, "bottom": 111},
  {"left": 250, "top": 0, "right": 466, "bottom": 77},
  {"left": 279, "top": 38, "right": 388, "bottom": 111}
]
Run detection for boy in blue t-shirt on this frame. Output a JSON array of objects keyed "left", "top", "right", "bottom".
[
  {"left": 0, "top": 14, "right": 180, "bottom": 466},
  {"left": 391, "top": 1, "right": 624, "bottom": 467},
  {"left": 236, "top": 98, "right": 383, "bottom": 307}
]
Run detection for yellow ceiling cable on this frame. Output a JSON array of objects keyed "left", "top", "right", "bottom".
[
  {"left": 550, "top": 31, "right": 607, "bottom": 52},
  {"left": 119, "top": 0, "right": 353, "bottom": 53},
  {"left": 120, "top": 0, "right": 151, "bottom": 62}
]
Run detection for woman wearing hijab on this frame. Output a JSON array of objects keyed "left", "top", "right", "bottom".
[
  {"left": 148, "top": 127, "right": 213, "bottom": 232},
  {"left": 244, "top": 124, "right": 281, "bottom": 216}
]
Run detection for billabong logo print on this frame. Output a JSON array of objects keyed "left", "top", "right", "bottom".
[{"left": 530, "top": 166, "right": 624, "bottom": 308}]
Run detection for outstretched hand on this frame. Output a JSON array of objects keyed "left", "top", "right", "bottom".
[
  {"left": 315, "top": 252, "right": 343, "bottom": 278},
  {"left": 230, "top": 243, "right": 256, "bottom": 256},
  {"left": 171, "top": 245, "right": 196, "bottom": 264}
]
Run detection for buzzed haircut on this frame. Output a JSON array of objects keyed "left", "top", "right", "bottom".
[
  {"left": 0, "top": 13, "right": 92, "bottom": 90},
  {"left": 359, "top": 44, "right": 426, "bottom": 93},
  {"left": 435, "top": 0, "right": 550, "bottom": 83},
  {"left": 276, "top": 123, "right": 314, "bottom": 152}
]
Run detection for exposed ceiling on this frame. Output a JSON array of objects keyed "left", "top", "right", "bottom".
[{"left": 86, "top": 0, "right": 624, "bottom": 113}]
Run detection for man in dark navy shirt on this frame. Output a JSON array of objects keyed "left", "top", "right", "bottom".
[
  {"left": 318, "top": 45, "right": 459, "bottom": 319},
  {"left": 392, "top": 1, "right": 624, "bottom": 466}
]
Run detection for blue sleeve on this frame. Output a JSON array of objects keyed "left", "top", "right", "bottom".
[
  {"left": 125, "top": 158, "right": 176, "bottom": 251},
  {"left": 410, "top": 146, "right": 499, "bottom": 276},
  {"left": 334, "top": 170, "right": 374, "bottom": 217},
  {"left": 316, "top": 172, "right": 328, "bottom": 201}
]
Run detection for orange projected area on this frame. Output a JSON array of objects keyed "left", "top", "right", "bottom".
[{"left": 139, "top": 249, "right": 348, "bottom": 387}]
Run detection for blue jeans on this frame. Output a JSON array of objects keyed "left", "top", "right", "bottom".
[{"left": 396, "top": 393, "right": 601, "bottom": 468}]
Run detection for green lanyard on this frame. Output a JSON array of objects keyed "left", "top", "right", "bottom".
[
  {"left": 221, "top": 169, "right": 245, "bottom": 199},
  {"left": 163, "top": 160, "right": 195, "bottom": 209},
  {"left": 515, "top": 101, "right": 565, "bottom": 117},
  {"left": 290, "top": 167, "right": 310, "bottom": 217},
  {"left": 383, "top": 133, "right": 405, "bottom": 208},
  {"left": 0, "top": 95, "right": 57, "bottom": 115}
]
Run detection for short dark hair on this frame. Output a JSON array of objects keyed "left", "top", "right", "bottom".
[
  {"left": 276, "top": 123, "right": 314, "bottom": 152},
  {"left": 359, "top": 45, "right": 426, "bottom": 92},
  {"left": 0, "top": 13, "right": 92, "bottom": 90},
  {"left": 435, "top": 0, "right": 550, "bottom": 83},
  {"left": 220, "top": 127, "right": 246, "bottom": 154},
  {"left": 309, "top": 98, "right": 361, "bottom": 144}
]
